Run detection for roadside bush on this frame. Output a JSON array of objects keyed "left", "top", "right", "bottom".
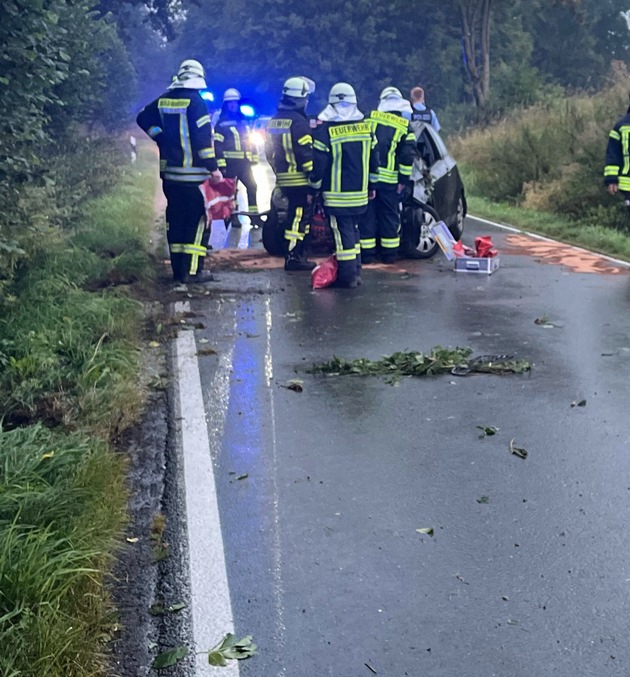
[{"left": 451, "top": 74, "right": 630, "bottom": 229}]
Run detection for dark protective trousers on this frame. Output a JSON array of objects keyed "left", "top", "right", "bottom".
[
  {"left": 359, "top": 184, "right": 401, "bottom": 262},
  {"left": 329, "top": 211, "right": 362, "bottom": 286},
  {"left": 224, "top": 158, "right": 258, "bottom": 213},
  {"left": 163, "top": 182, "right": 209, "bottom": 281},
  {"left": 282, "top": 186, "right": 310, "bottom": 258}
]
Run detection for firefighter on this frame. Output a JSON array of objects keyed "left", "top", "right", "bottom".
[
  {"left": 309, "top": 83, "right": 380, "bottom": 288},
  {"left": 410, "top": 86, "right": 441, "bottom": 131},
  {"left": 359, "top": 87, "right": 415, "bottom": 264},
  {"left": 136, "top": 59, "right": 222, "bottom": 284},
  {"left": 604, "top": 102, "right": 630, "bottom": 198},
  {"left": 214, "top": 88, "right": 259, "bottom": 226},
  {"left": 265, "top": 76, "right": 317, "bottom": 271}
]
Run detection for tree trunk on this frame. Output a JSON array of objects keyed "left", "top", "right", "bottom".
[{"left": 459, "top": 0, "right": 491, "bottom": 109}]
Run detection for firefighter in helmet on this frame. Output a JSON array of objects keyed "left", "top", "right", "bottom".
[
  {"left": 309, "top": 83, "right": 380, "bottom": 288},
  {"left": 136, "top": 59, "right": 222, "bottom": 284},
  {"left": 265, "top": 76, "right": 317, "bottom": 271},
  {"left": 214, "top": 88, "right": 259, "bottom": 225}
]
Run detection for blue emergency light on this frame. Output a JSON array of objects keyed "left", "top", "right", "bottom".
[
  {"left": 200, "top": 90, "right": 215, "bottom": 102},
  {"left": 240, "top": 104, "right": 256, "bottom": 118}
]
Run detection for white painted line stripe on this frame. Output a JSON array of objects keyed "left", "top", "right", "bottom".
[
  {"left": 175, "top": 303, "right": 240, "bottom": 676},
  {"left": 468, "top": 213, "right": 630, "bottom": 269},
  {"left": 263, "top": 296, "right": 287, "bottom": 676}
]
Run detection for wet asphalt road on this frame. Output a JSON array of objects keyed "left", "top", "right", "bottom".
[{"left": 184, "top": 210, "right": 630, "bottom": 676}]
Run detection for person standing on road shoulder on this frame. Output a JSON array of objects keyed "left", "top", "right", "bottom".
[
  {"left": 136, "top": 59, "right": 222, "bottom": 284},
  {"left": 214, "top": 88, "right": 260, "bottom": 226},
  {"left": 309, "top": 83, "right": 380, "bottom": 289},
  {"left": 265, "top": 76, "right": 317, "bottom": 271},
  {"left": 604, "top": 102, "right": 630, "bottom": 199},
  {"left": 359, "top": 87, "right": 415, "bottom": 264},
  {"left": 409, "top": 86, "right": 441, "bottom": 131}
]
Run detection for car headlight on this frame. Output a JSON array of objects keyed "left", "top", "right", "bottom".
[{"left": 249, "top": 131, "right": 264, "bottom": 147}]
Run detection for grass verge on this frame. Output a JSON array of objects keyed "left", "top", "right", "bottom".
[{"left": 0, "top": 140, "right": 158, "bottom": 676}]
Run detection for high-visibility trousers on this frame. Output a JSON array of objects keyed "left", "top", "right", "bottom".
[
  {"left": 329, "top": 212, "right": 361, "bottom": 286},
  {"left": 224, "top": 158, "right": 259, "bottom": 213},
  {"left": 282, "top": 186, "right": 310, "bottom": 257},
  {"left": 359, "top": 184, "right": 400, "bottom": 262},
  {"left": 163, "top": 181, "right": 209, "bottom": 281}
]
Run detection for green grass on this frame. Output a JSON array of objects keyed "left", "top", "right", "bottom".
[
  {"left": 0, "top": 426, "right": 127, "bottom": 677},
  {"left": 0, "top": 140, "right": 158, "bottom": 676},
  {"left": 466, "top": 194, "right": 630, "bottom": 262}
]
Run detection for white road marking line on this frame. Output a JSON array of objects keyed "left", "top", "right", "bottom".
[
  {"left": 264, "top": 296, "right": 287, "bottom": 677},
  {"left": 175, "top": 300, "right": 240, "bottom": 676},
  {"left": 468, "top": 213, "right": 630, "bottom": 269}
]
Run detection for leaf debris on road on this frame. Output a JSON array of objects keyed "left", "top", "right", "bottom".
[
  {"left": 280, "top": 379, "right": 304, "bottom": 392},
  {"left": 477, "top": 425, "right": 499, "bottom": 438},
  {"left": 153, "top": 646, "right": 189, "bottom": 669},
  {"left": 197, "top": 347, "right": 218, "bottom": 356},
  {"left": 149, "top": 601, "right": 187, "bottom": 616},
  {"left": 207, "top": 633, "right": 257, "bottom": 667},
  {"left": 416, "top": 527, "right": 434, "bottom": 536},
  {"left": 476, "top": 495, "right": 490, "bottom": 504},
  {"left": 308, "top": 348, "right": 531, "bottom": 379},
  {"left": 570, "top": 399, "right": 587, "bottom": 408},
  {"left": 509, "top": 438, "right": 528, "bottom": 459}
]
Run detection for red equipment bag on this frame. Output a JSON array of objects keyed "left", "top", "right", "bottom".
[
  {"left": 311, "top": 254, "right": 338, "bottom": 289},
  {"left": 475, "top": 235, "right": 498, "bottom": 258},
  {"left": 200, "top": 178, "right": 237, "bottom": 221}
]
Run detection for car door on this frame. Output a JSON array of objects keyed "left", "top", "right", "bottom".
[{"left": 424, "top": 126, "right": 460, "bottom": 225}]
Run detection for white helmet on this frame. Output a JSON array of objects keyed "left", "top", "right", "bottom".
[
  {"left": 329, "top": 82, "right": 357, "bottom": 105},
  {"left": 380, "top": 86, "right": 403, "bottom": 100},
  {"left": 282, "top": 76, "right": 314, "bottom": 99},
  {"left": 223, "top": 88, "right": 241, "bottom": 102},
  {"left": 176, "top": 59, "right": 205, "bottom": 81}
]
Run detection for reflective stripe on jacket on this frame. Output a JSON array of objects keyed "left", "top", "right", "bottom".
[
  {"left": 605, "top": 112, "right": 630, "bottom": 192},
  {"left": 265, "top": 109, "right": 313, "bottom": 187},
  {"left": 368, "top": 110, "right": 415, "bottom": 184},
  {"left": 136, "top": 88, "right": 218, "bottom": 184},
  {"left": 309, "top": 120, "right": 379, "bottom": 210},
  {"left": 214, "top": 117, "right": 256, "bottom": 167}
]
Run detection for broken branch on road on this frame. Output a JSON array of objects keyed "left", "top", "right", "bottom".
[{"left": 307, "top": 348, "right": 531, "bottom": 379}]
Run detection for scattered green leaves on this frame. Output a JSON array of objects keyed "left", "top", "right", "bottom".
[
  {"left": 509, "top": 438, "right": 528, "bottom": 459},
  {"left": 476, "top": 495, "right": 490, "bottom": 504},
  {"left": 416, "top": 527, "right": 434, "bottom": 536},
  {"left": 477, "top": 425, "right": 499, "bottom": 438},
  {"left": 570, "top": 399, "right": 587, "bottom": 408},
  {"left": 207, "top": 633, "right": 257, "bottom": 666},
  {"left": 307, "top": 348, "right": 530, "bottom": 379},
  {"left": 149, "top": 602, "right": 187, "bottom": 616},
  {"left": 153, "top": 646, "right": 189, "bottom": 669}
]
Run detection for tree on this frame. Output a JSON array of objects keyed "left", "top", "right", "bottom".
[{"left": 458, "top": 0, "right": 492, "bottom": 109}]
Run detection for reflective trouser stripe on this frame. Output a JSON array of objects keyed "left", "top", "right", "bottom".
[
  {"left": 360, "top": 238, "right": 376, "bottom": 249},
  {"left": 189, "top": 216, "right": 206, "bottom": 275},
  {"left": 329, "top": 215, "right": 356, "bottom": 261},
  {"left": 284, "top": 206, "right": 304, "bottom": 252},
  {"left": 381, "top": 237, "right": 400, "bottom": 249}
]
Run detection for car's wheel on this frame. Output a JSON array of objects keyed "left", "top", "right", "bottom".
[
  {"left": 261, "top": 205, "right": 285, "bottom": 257},
  {"left": 452, "top": 193, "right": 466, "bottom": 240},
  {"left": 403, "top": 203, "right": 441, "bottom": 259}
]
